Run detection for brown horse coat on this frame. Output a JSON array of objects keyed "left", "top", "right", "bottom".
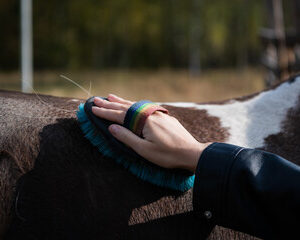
[{"left": 1, "top": 76, "right": 299, "bottom": 239}]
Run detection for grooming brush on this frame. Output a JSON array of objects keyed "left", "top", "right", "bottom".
[{"left": 77, "top": 97, "right": 195, "bottom": 192}]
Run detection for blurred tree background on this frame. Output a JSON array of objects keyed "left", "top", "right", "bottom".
[
  {"left": 1, "top": 0, "right": 265, "bottom": 70},
  {"left": 0, "top": 0, "right": 298, "bottom": 101}
]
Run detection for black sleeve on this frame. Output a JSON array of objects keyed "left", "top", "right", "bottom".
[{"left": 192, "top": 142, "right": 300, "bottom": 239}]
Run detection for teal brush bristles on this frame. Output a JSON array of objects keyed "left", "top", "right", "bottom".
[{"left": 77, "top": 103, "right": 195, "bottom": 192}]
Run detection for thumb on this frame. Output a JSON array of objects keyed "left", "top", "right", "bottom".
[{"left": 108, "top": 124, "right": 146, "bottom": 153}]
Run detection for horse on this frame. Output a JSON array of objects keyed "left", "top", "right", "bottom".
[{"left": 1, "top": 74, "right": 299, "bottom": 239}]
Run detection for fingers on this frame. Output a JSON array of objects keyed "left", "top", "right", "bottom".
[
  {"left": 94, "top": 97, "right": 128, "bottom": 111},
  {"left": 92, "top": 107, "right": 125, "bottom": 124},
  {"left": 109, "top": 124, "right": 152, "bottom": 157},
  {"left": 92, "top": 95, "right": 132, "bottom": 123},
  {"left": 107, "top": 94, "right": 133, "bottom": 105},
  {"left": 109, "top": 125, "right": 172, "bottom": 168}
]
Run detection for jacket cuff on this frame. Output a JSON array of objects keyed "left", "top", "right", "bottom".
[{"left": 193, "top": 142, "right": 244, "bottom": 223}]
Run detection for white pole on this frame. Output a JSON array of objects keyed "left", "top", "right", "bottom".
[{"left": 21, "top": 0, "right": 33, "bottom": 93}]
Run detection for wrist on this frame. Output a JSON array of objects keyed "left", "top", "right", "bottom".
[{"left": 185, "top": 142, "right": 212, "bottom": 173}]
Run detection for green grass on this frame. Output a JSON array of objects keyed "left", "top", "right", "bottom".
[{"left": 0, "top": 68, "right": 265, "bottom": 102}]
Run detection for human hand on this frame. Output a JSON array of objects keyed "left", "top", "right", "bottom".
[{"left": 92, "top": 94, "right": 211, "bottom": 172}]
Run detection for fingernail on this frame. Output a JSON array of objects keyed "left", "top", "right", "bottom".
[
  {"left": 94, "top": 97, "right": 102, "bottom": 104},
  {"left": 109, "top": 124, "right": 119, "bottom": 135},
  {"left": 108, "top": 94, "right": 117, "bottom": 99}
]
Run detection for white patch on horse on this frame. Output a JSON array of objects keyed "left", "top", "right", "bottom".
[
  {"left": 163, "top": 77, "right": 300, "bottom": 148},
  {"left": 68, "top": 99, "right": 80, "bottom": 102}
]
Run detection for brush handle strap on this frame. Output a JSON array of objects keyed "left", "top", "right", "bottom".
[
  {"left": 123, "top": 101, "right": 168, "bottom": 136},
  {"left": 123, "top": 100, "right": 152, "bottom": 129}
]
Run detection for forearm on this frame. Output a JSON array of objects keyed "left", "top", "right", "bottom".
[{"left": 193, "top": 142, "right": 300, "bottom": 239}]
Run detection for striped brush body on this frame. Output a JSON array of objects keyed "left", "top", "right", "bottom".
[{"left": 76, "top": 97, "right": 195, "bottom": 192}]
